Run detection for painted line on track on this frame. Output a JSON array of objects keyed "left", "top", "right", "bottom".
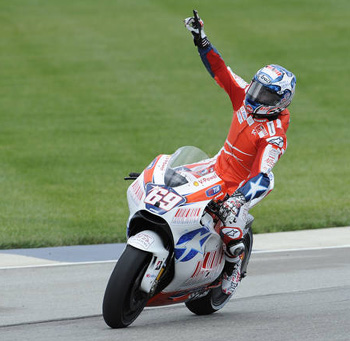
[
  {"left": 0, "top": 259, "right": 117, "bottom": 271},
  {"left": 1, "top": 244, "right": 349, "bottom": 271},
  {"left": 253, "top": 244, "right": 350, "bottom": 254}
]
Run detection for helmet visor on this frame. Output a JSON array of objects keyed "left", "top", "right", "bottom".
[{"left": 247, "top": 81, "right": 281, "bottom": 106}]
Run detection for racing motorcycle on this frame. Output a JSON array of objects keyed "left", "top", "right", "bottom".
[{"left": 102, "top": 146, "right": 254, "bottom": 328}]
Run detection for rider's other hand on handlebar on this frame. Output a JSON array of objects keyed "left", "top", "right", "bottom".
[{"left": 218, "top": 192, "right": 246, "bottom": 226}]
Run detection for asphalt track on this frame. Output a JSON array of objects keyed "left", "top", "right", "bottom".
[{"left": 0, "top": 227, "right": 349, "bottom": 341}]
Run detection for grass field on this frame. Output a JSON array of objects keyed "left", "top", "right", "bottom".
[{"left": 0, "top": 0, "right": 349, "bottom": 248}]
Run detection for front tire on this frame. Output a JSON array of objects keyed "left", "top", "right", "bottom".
[{"left": 102, "top": 245, "right": 151, "bottom": 328}]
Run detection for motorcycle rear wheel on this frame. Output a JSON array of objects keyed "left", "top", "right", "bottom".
[
  {"left": 102, "top": 245, "right": 151, "bottom": 328},
  {"left": 186, "top": 225, "right": 253, "bottom": 315},
  {"left": 185, "top": 287, "right": 231, "bottom": 315}
]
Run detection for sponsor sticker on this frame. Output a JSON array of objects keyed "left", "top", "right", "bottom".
[
  {"left": 198, "top": 173, "right": 218, "bottom": 185},
  {"left": 266, "top": 65, "right": 282, "bottom": 77},
  {"left": 254, "top": 124, "right": 268, "bottom": 138},
  {"left": 247, "top": 116, "right": 254, "bottom": 126},
  {"left": 159, "top": 155, "right": 170, "bottom": 172},
  {"left": 205, "top": 185, "right": 222, "bottom": 197},
  {"left": 260, "top": 145, "right": 280, "bottom": 173},
  {"left": 258, "top": 74, "right": 271, "bottom": 84},
  {"left": 267, "top": 121, "right": 276, "bottom": 136},
  {"left": 132, "top": 232, "right": 155, "bottom": 249},
  {"left": 237, "top": 110, "right": 243, "bottom": 124}
]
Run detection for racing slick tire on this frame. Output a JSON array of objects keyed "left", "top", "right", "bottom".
[
  {"left": 102, "top": 245, "right": 151, "bottom": 328},
  {"left": 185, "top": 287, "right": 231, "bottom": 315},
  {"left": 186, "top": 224, "right": 253, "bottom": 315}
]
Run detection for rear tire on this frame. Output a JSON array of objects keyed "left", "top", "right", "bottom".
[
  {"left": 186, "top": 224, "right": 253, "bottom": 315},
  {"left": 102, "top": 245, "right": 151, "bottom": 328},
  {"left": 185, "top": 287, "right": 231, "bottom": 315},
  {"left": 241, "top": 222, "right": 253, "bottom": 278}
]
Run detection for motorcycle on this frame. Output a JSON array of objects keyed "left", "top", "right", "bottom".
[{"left": 102, "top": 146, "right": 254, "bottom": 328}]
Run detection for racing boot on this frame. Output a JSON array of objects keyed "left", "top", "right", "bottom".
[{"left": 221, "top": 240, "right": 245, "bottom": 295}]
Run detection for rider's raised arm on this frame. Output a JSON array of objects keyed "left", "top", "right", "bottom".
[
  {"left": 184, "top": 11, "right": 247, "bottom": 112},
  {"left": 198, "top": 46, "right": 248, "bottom": 112}
]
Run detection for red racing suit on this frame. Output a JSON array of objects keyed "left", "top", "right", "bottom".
[{"left": 198, "top": 45, "right": 290, "bottom": 203}]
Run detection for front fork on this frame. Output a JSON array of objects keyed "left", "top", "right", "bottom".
[{"left": 127, "top": 230, "right": 170, "bottom": 295}]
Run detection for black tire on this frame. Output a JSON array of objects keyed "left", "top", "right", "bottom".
[
  {"left": 185, "top": 287, "right": 231, "bottom": 315},
  {"left": 102, "top": 245, "right": 151, "bottom": 328},
  {"left": 186, "top": 225, "right": 253, "bottom": 316},
  {"left": 241, "top": 225, "right": 253, "bottom": 278}
]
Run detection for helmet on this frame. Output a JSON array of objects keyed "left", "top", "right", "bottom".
[{"left": 244, "top": 64, "right": 296, "bottom": 117}]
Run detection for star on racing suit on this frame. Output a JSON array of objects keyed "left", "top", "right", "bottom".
[{"left": 197, "top": 44, "right": 290, "bottom": 292}]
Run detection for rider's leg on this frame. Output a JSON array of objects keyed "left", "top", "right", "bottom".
[
  {"left": 218, "top": 173, "right": 274, "bottom": 294},
  {"left": 219, "top": 203, "right": 249, "bottom": 295}
]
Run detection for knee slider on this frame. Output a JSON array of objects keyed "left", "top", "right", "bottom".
[{"left": 220, "top": 227, "right": 243, "bottom": 246}]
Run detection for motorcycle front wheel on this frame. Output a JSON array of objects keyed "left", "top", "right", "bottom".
[{"left": 102, "top": 245, "right": 151, "bottom": 328}]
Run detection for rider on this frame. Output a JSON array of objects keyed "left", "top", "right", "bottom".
[{"left": 184, "top": 11, "right": 296, "bottom": 295}]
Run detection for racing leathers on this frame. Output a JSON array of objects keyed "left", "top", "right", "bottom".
[{"left": 197, "top": 44, "right": 290, "bottom": 294}]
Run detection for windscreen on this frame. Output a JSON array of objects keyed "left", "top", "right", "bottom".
[{"left": 164, "top": 146, "right": 209, "bottom": 187}]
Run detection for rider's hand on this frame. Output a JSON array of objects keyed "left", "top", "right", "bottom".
[
  {"left": 218, "top": 192, "right": 246, "bottom": 226},
  {"left": 184, "top": 10, "right": 210, "bottom": 48}
]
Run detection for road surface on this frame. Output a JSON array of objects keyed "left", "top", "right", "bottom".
[{"left": 1, "top": 227, "right": 349, "bottom": 340}]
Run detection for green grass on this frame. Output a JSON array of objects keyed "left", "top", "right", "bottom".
[{"left": 0, "top": 0, "right": 349, "bottom": 248}]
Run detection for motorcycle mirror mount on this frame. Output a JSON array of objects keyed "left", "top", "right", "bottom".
[{"left": 124, "top": 172, "right": 141, "bottom": 181}]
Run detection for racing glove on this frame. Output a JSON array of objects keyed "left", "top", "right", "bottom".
[
  {"left": 184, "top": 10, "right": 211, "bottom": 48},
  {"left": 218, "top": 191, "right": 246, "bottom": 226}
]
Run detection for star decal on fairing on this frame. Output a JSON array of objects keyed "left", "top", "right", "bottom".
[
  {"left": 174, "top": 226, "right": 211, "bottom": 262},
  {"left": 244, "top": 175, "right": 268, "bottom": 201}
]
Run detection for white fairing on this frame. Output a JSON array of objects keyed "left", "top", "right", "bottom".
[
  {"left": 128, "top": 230, "right": 169, "bottom": 293},
  {"left": 126, "top": 147, "right": 226, "bottom": 293},
  {"left": 166, "top": 211, "right": 225, "bottom": 292}
]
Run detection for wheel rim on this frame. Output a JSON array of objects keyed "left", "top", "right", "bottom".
[{"left": 211, "top": 287, "right": 230, "bottom": 308}]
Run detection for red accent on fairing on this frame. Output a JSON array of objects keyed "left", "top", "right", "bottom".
[
  {"left": 202, "top": 252, "right": 211, "bottom": 268},
  {"left": 146, "top": 283, "right": 223, "bottom": 307},
  {"left": 191, "top": 261, "right": 202, "bottom": 278},
  {"left": 184, "top": 180, "right": 227, "bottom": 204},
  {"left": 210, "top": 251, "right": 217, "bottom": 268},
  {"left": 146, "top": 292, "right": 191, "bottom": 306},
  {"left": 143, "top": 155, "right": 163, "bottom": 185}
]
